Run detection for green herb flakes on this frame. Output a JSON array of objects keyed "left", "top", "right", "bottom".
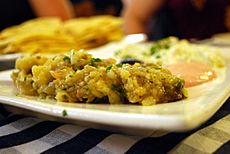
[
  {"left": 90, "top": 58, "right": 102, "bottom": 67},
  {"left": 62, "top": 109, "right": 68, "bottom": 117},
  {"left": 106, "top": 65, "right": 113, "bottom": 72},
  {"left": 63, "top": 56, "right": 70, "bottom": 63},
  {"left": 116, "top": 63, "right": 123, "bottom": 68}
]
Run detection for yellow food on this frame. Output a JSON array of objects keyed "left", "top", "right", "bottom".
[
  {"left": 0, "top": 16, "right": 123, "bottom": 54},
  {"left": 11, "top": 50, "right": 187, "bottom": 105}
]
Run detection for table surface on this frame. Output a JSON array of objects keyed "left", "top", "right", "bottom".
[{"left": 0, "top": 97, "right": 229, "bottom": 154}]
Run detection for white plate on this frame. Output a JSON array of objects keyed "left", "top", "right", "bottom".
[
  {"left": 0, "top": 53, "right": 22, "bottom": 71},
  {"left": 0, "top": 34, "right": 147, "bottom": 71},
  {"left": 0, "top": 46, "right": 230, "bottom": 136},
  {"left": 0, "top": 53, "right": 22, "bottom": 62},
  {"left": 211, "top": 33, "right": 230, "bottom": 46},
  {"left": 87, "top": 33, "right": 147, "bottom": 59},
  {"left": 0, "top": 57, "right": 230, "bottom": 135}
]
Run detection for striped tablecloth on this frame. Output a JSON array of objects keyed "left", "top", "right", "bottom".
[{"left": 0, "top": 98, "right": 229, "bottom": 154}]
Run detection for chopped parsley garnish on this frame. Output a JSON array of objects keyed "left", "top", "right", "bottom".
[
  {"left": 150, "top": 45, "right": 159, "bottom": 55},
  {"left": 111, "top": 84, "right": 119, "bottom": 92},
  {"left": 114, "top": 50, "right": 121, "bottom": 56},
  {"left": 177, "top": 80, "right": 185, "bottom": 90},
  {"left": 111, "top": 84, "right": 127, "bottom": 103},
  {"left": 62, "top": 109, "right": 68, "bottom": 117},
  {"left": 111, "top": 84, "right": 124, "bottom": 93},
  {"left": 116, "top": 63, "right": 123, "bottom": 68},
  {"left": 123, "top": 55, "right": 133, "bottom": 59},
  {"left": 36, "top": 55, "right": 41, "bottom": 59},
  {"left": 69, "top": 72, "right": 75, "bottom": 78},
  {"left": 155, "top": 67, "right": 162, "bottom": 70},
  {"left": 150, "top": 38, "right": 172, "bottom": 55},
  {"left": 156, "top": 55, "right": 161, "bottom": 59},
  {"left": 63, "top": 56, "right": 70, "bottom": 63},
  {"left": 106, "top": 65, "right": 112, "bottom": 72},
  {"left": 92, "top": 58, "right": 102, "bottom": 62},
  {"left": 90, "top": 58, "right": 102, "bottom": 67}
]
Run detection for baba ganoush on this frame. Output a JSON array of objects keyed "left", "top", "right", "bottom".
[{"left": 11, "top": 50, "right": 187, "bottom": 105}]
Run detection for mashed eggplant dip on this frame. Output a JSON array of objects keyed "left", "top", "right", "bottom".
[
  {"left": 116, "top": 37, "right": 225, "bottom": 87},
  {"left": 11, "top": 50, "right": 187, "bottom": 105}
]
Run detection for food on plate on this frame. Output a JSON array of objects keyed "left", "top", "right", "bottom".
[
  {"left": 11, "top": 50, "right": 187, "bottom": 105},
  {"left": 64, "top": 15, "right": 123, "bottom": 49},
  {"left": 115, "top": 37, "right": 225, "bottom": 87},
  {"left": 165, "top": 62, "right": 216, "bottom": 87},
  {"left": 0, "top": 16, "right": 123, "bottom": 54}
]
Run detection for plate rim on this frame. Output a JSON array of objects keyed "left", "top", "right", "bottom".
[
  {"left": 0, "top": 67, "right": 230, "bottom": 132},
  {"left": 0, "top": 46, "right": 230, "bottom": 132}
]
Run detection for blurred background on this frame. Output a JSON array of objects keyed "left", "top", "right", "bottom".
[
  {"left": 0, "top": 0, "right": 122, "bottom": 30},
  {"left": 0, "top": 0, "right": 230, "bottom": 40}
]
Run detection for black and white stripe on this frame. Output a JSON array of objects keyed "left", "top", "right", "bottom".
[
  {"left": 0, "top": 121, "right": 63, "bottom": 149},
  {"left": 42, "top": 128, "right": 112, "bottom": 154},
  {"left": 0, "top": 117, "right": 44, "bottom": 136},
  {"left": 0, "top": 98, "right": 229, "bottom": 154},
  {"left": 0, "top": 124, "right": 86, "bottom": 154}
]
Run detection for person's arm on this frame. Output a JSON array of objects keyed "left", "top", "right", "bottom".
[
  {"left": 122, "top": 0, "right": 165, "bottom": 34},
  {"left": 29, "top": 0, "right": 75, "bottom": 20},
  {"left": 225, "top": 5, "right": 230, "bottom": 31}
]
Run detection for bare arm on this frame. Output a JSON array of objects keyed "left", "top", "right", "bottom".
[
  {"left": 122, "top": 0, "right": 165, "bottom": 34},
  {"left": 29, "top": 0, "right": 75, "bottom": 20},
  {"left": 225, "top": 5, "right": 230, "bottom": 31}
]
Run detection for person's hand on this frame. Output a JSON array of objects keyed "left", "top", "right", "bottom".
[
  {"left": 122, "top": 0, "right": 165, "bottom": 34},
  {"left": 29, "top": 0, "right": 75, "bottom": 20}
]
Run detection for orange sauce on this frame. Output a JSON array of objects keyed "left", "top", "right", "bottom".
[{"left": 166, "top": 61, "right": 216, "bottom": 87}]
